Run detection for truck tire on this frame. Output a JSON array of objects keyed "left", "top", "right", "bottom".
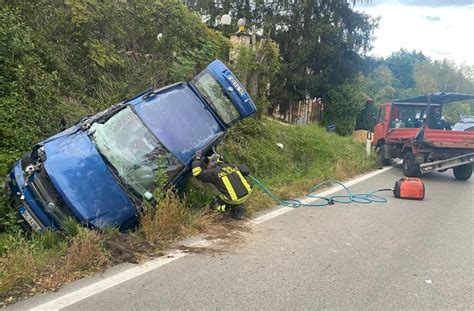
[
  {"left": 378, "top": 145, "right": 391, "bottom": 166},
  {"left": 453, "top": 164, "right": 472, "bottom": 181},
  {"left": 402, "top": 152, "right": 421, "bottom": 177}
]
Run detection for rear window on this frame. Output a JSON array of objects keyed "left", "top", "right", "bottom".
[{"left": 193, "top": 70, "right": 241, "bottom": 125}]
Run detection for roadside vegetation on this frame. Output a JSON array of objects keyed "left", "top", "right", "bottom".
[{"left": 0, "top": 0, "right": 472, "bottom": 305}]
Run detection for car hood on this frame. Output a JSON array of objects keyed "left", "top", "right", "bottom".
[{"left": 42, "top": 131, "right": 137, "bottom": 229}]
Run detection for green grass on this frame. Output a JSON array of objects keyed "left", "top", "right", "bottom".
[
  {"left": 224, "top": 118, "right": 372, "bottom": 184},
  {"left": 219, "top": 118, "right": 375, "bottom": 212}
]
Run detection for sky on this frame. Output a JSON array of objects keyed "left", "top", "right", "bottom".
[{"left": 355, "top": 0, "right": 474, "bottom": 65}]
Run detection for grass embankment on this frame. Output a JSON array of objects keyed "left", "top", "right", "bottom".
[
  {"left": 0, "top": 118, "right": 375, "bottom": 304},
  {"left": 221, "top": 118, "right": 375, "bottom": 213}
]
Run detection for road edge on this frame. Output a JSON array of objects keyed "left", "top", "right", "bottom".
[{"left": 27, "top": 166, "right": 394, "bottom": 311}]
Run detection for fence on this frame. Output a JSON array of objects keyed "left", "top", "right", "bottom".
[{"left": 272, "top": 97, "right": 323, "bottom": 125}]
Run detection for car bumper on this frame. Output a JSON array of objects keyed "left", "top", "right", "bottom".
[{"left": 6, "top": 160, "right": 55, "bottom": 232}]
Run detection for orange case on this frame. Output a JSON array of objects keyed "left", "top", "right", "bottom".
[{"left": 394, "top": 177, "right": 425, "bottom": 200}]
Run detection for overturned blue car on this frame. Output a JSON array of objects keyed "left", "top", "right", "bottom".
[{"left": 4, "top": 60, "right": 256, "bottom": 232}]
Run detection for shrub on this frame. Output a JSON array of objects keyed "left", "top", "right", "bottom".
[
  {"left": 64, "top": 228, "right": 109, "bottom": 273},
  {"left": 324, "top": 81, "right": 365, "bottom": 136},
  {"left": 140, "top": 191, "right": 194, "bottom": 245}
]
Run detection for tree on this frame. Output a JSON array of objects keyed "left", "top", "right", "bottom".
[
  {"left": 385, "top": 49, "right": 426, "bottom": 91},
  {"left": 412, "top": 60, "right": 474, "bottom": 123},
  {"left": 324, "top": 79, "right": 365, "bottom": 136},
  {"left": 363, "top": 65, "right": 396, "bottom": 103},
  {"left": 185, "top": 1, "right": 378, "bottom": 115}
]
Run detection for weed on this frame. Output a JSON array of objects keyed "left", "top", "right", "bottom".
[
  {"left": 61, "top": 217, "right": 80, "bottom": 237},
  {"left": 64, "top": 228, "right": 109, "bottom": 274},
  {"left": 0, "top": 239, "right": 39, "bottom": 293},
  {"left": 140, "top": 191, "right": 195, "bottom": 245}
]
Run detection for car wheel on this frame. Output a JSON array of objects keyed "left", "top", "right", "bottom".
[
  {"left": 402, "top": 152, "right": 421, "bottom": 177},
  {"left": 378, "top": 145, "right": 391, "bottom": 166},
  {"left": 453, "top": 164, "right": 472, "bottom": 181}
]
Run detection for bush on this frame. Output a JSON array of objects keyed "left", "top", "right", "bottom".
[
  {"left": 64, "top": 228, "right": 109, "bottom": 273},
  {"left": 324, "top": 81, "right": 365, "bottom": 136},
  {"left": 140, "top": 191, "right": 195, "bottom": 245},
  {"left": 0, "top": 8, "right": 74, "bottom": 172},
  {"left": 229, "top": 40, "right": 281, "bottom": 117}
]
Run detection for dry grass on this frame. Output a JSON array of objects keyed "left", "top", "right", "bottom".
[
  {"left": 140, "top": 191, "right": 197, "bottom": 245},
  {"left": 64, "top": 228, "right": 110, "bottom": 274},
  {"left": 0, "top": 241, "right": 44, "bottom": 294},
  {"left": 0, "top": 228, "right": 110, "bottom": 304}
]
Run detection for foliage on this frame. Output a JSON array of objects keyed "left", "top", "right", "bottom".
[
  {"left": 64, "top": 228, "right": 109, "bottom": 273},
  {"left": 384, "top": 49, "right": 427, "bottom": 91},
  {"left": 323, "top": 81, "right": 365, "bottom": 136},
  {"left": 0, "top": 227, "right": 108, "bottom": 298},
  {"left": 0, "top": 0, "right": 229, "bottom": 180},
  {"left": 140, "top": 190, "right": 195, "bottom": 245},
  {"left": 0, "top": 0, "right": 379, "bottom": 303},
  {"left": 412, "top": 60, "right": 474, "bottom": 123},
  {"left": 0, "top": 7, "right": 74, "bottom": 174},
  {"left": 361, "top": 65, "right": 397, "bottom": 103},
  {"left": 185, "top": 1, "right": 378, "bottom": 114},
  {"left": 222, "top": 118, "right": 373, "bottom": 188},
  {"left": 355, "top": 101, "right": 378, "bottom": 131},
  {"left": 359, "top": 51, "right": 474, "bottom": 129},
  {"left": 229, "top": 39, "right": 281, "bottom": 116}
]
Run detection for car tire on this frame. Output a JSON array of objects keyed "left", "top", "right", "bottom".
[
  {"left": 403, "top": 152, "right": 421, "bottom": 177},
  {"left": 378, "top": 145, "right": 391, "bottom": 166},
  {"left": 453, "top": 164, "right": 472, "bottom": 181}
]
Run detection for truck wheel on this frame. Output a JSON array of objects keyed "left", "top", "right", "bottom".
[
  {"left": 453, "top": 164, "right": 472, "bottom": 181},
  {"left": 378, "top": 145, "right": 391, "bottom": 166},
  {"left": 402, "top": 152, "right": 421, "bottom": 177}
]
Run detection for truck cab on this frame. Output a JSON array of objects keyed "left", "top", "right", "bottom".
[
  {"left": 373, "top": 93, "right": 474, "bottom": 180},
  {"left": 5, "top": 60, "right": 256, "bottom": 232}
]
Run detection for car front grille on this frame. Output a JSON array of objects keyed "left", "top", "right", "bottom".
[{"left": 28, "top": 168, "right": 75, "bottom": 226}]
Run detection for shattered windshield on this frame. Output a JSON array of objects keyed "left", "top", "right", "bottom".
[
  {"left": 193, "top": 70, "right": 241, "bottom": 125},
  {"left": 90, "top": 106, "right": 181, "bottom": 198}
]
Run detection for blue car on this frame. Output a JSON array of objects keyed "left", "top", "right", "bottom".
[
  {"left": 453, "top": 114, "right": 474, "bottom": 131},
  {"left": 4, "top": 60, "right": 256, "bottom": 232}
]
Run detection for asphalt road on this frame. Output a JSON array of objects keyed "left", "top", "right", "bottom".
[{"left": 11, "top": 166, "right": 474, "bottom": 310}]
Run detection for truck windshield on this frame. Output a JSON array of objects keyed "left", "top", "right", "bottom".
[
  {"left": 193, "top": 70, "right": 241, "bottom": 125},
  {"left": 90, "top": 106, "right": 181, "bottom": 197}
]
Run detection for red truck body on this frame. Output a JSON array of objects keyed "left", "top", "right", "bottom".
[{"left": 372, "top": 93, "right": 474, "bottom": 180}]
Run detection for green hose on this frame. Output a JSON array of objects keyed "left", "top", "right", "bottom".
[{"left": 248, "top": 175, "right": 390, "bottom": 208}]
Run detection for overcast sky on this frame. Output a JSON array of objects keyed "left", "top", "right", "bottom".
[{"left": 355, "top": 0, "right": 474, "bottom": 65}]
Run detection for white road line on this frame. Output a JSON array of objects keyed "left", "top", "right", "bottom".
[
  {"left": 30, "top": 251, "right": 187, "bottom": 311},
  {"left": 251, "top": 166, "right": 394, "bottom": 225},
  {"left": 29, "top": 166, "right": 393, "bottom": 310}
]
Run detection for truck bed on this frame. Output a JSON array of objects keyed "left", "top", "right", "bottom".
[
  {"left": 424, "top": 129, "right": 474, "bottom": 149},
  {"left": 386, "top": 127, "right": 474, "bottom": 149}
]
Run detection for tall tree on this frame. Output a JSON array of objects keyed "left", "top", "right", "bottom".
[
  {"left": 385, "top": 49, "right": 426, "bottom": 90},
  {"left": 185, "top": 0, "right": 378, "bottom": 113}
]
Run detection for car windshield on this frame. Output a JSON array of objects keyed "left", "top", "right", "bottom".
[
  {"left": 193, "top": 70, "right": 241, "bottom": 125},
  {"left": 90, "top": 106, "right": 181, "bottom": 198}
]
